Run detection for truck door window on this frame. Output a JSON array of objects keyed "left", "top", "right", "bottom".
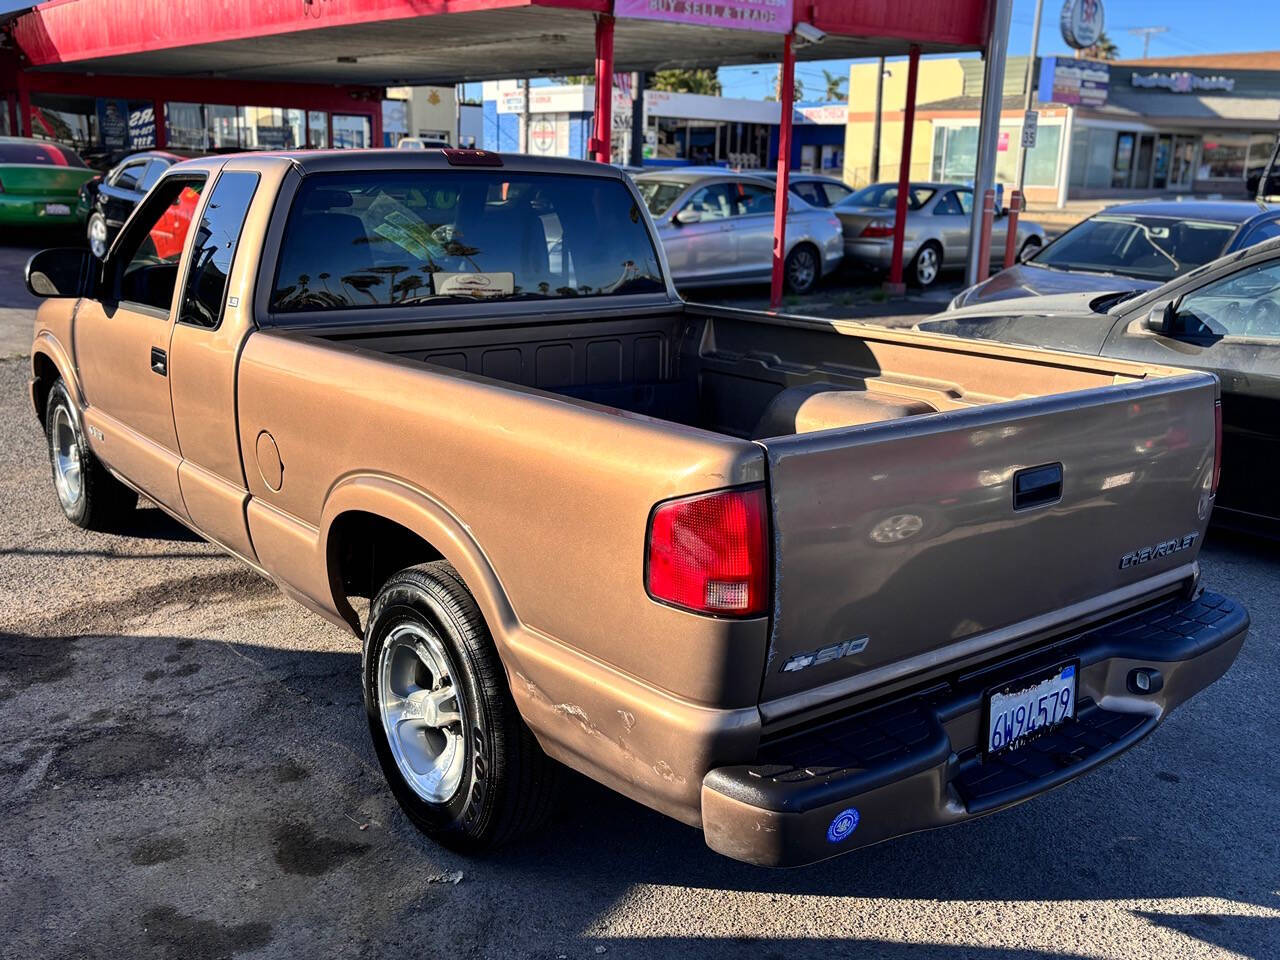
[
  {"left": 1173, "top": 258, "right": 1280, "bottom": 339},
  {"left": 111, "top": 176, "right": 206, "bottom": 313},
  {"left": 270, "top": 171, "right": 664, "bottom": 314},
  {"left": 179, "top": 171, "right": 260, "bottom": 329}
]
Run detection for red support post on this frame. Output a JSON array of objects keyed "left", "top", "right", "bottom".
[
  {"left": 590, "top": 13, "right": 615, "bottom": 163},
  {"left": 769, "top": 31, "right": 796, "bottom": 309},
  {"left": 886, "top": 44, "right": 920, "bottom": 293},
  {"left": 5, "top": 95, "right": 16, "bottom": 138},
  {"left": 152, "top": 99, "right": 167, "bottom": 149},
  {"left": 370, "top": 104, "right": 382, "bottom": 148},
  {"left": 1002, "top": 189, "right": 1022, "bottom": 269},
  {"left": 976, "top": 188, "right": 996, "bottom": 282}
]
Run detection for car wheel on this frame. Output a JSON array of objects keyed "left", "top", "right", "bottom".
[
  {"left": 784, "top": 244, "right": 820, "bottom": 295},
  {"left": 87, "top": 213, "right": 109, "bottom": 259},
  {"left": 908, "top": 242, "right": 942, "bottom": 288},
  {"left": 1018, "top": 237, "right": 1042, "bottom": 262},
  {"left": 364, "top": 561, "right": 561, "bottom": 853},
  {"left": 44, "top": 379, "right": 136, "bottom": 530}
]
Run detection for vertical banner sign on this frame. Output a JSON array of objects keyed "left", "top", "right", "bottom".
[
  {"left": 614, "top": 0, "right": 793, "bottom": 33},
  {"left": 97, "top": 98, "right": 129, "bottom": 153},
  {"left": 128, "top": 104, "right": 156, "bottom": 150}
]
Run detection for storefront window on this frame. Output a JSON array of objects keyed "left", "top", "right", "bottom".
[
  {"left": 207, "top": 105, "right": 244, "bottom": 150},
  {"left": 941, "top": 125, "right": 978, "bottom": 182},
  {"left": 308, "top": 111, "right": 329, "bottom": 149},
  {"left": 1199, "top": 132, "right": 1250, "bottom": 180},
  {"left": 166, "top": 103, "right": 207, "bottom": 150},
  {"left": 1025, "top": 125, "right": 1061, "bottom": 186},
  {"left": 332, "top": 114, "right": 371, "bottom": 149}
]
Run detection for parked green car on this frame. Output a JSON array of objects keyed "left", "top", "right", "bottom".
[{"left": 0, "top": 137, "right": 97, "bottom": 228}]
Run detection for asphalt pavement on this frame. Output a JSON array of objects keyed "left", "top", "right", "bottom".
[{"left": 1, "top": 242, "right": 1278, "bottom": 960}]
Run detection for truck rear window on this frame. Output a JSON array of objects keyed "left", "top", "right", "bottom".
[{"left": 270, "top": 171, "right": 665, "bottom": 313}]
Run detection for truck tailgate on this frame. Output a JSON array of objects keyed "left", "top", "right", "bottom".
[{"left": 758, "top": 373, "right": 1218, "bottom": 710}]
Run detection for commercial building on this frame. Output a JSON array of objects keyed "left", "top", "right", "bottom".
[
  {"left": 481, "top": 81, "right": 782, "bottom": 168},
  {"left": 844, "top": 51, "right": 1280, "bottom": 206}
]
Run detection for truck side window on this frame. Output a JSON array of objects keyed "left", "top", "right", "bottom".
[
  {"left": 1174, "top": 258, "right": 1280, "bottom": 339},
  {"left": 112, "top": 176, "right": 206, "bottom": 312},
  {"left": 179, "top": 171, "right": 260, "bottom": 329}
]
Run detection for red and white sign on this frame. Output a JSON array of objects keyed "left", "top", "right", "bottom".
[
  {"left": 997, "top": 130, "right": 1010, "bottom": 152},
  {"left": 615, "top": 0, "right": 793, "bottom": 34}
]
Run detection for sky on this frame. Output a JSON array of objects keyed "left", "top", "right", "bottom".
[{"left": 718, "top": 0, "right": 1280, "bottom": 101}]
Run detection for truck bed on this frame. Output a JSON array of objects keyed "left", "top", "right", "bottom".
[
  {"left": 311, "top": 303, "right": 1166, "bottom": 441},
  {"left": 299, "top": 304, "right": 1216, "bottom": 717}
]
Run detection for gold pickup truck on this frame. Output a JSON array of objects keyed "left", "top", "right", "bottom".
[{"left": 27, "top": 149, "right": 1248, "bottom": 867}]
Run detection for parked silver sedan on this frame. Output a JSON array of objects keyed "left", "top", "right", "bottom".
[
  {"left": 836, "top": 182, "right": 1045, "bottom": 288},
  {"left": 634, "top": 170, "right": 843, "bottom": 294}
]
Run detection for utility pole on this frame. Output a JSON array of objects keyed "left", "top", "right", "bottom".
[
  {"left": 870, "top": 57, "right": 885, "bottom": 183},
  {"left": 1015, "top": 0, "right": 1044, "bottom": 196},
  {"left": 629, "top": 71, "right": 647, "bottom": 167},
  {"left": 520, "top": 77, "right": 530, "bottom": 153},
  {"left": 1128, "top": 26, "right": 1168, "bottom": 60}
]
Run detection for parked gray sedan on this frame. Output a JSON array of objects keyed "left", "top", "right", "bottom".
[
  {"left": 634, "top": 169, "right": 843, "bottom": 294},
  {"left": 836, "top": 182, "right": 1045, "bottom": 288}
]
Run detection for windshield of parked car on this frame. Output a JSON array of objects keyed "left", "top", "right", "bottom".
[
  {"left": 270, "top": 171, "right": 665, "bottom": 314},
  {"left": 0, "top": 140, "right": 87, "bottom": 167},
  {"left": 636, "top": 180, "right": 688, "bottom": 216},
  {"left": 1032, "top": 215, "right": 1236, "bottom": 281},
  {"left": 841, "top": 184, "right": 935, "bottom": 210}
]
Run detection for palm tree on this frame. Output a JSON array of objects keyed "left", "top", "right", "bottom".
[
  {"left": 766, "top": 70, "right": 805, "bottom": 102},
  {"left": 650, "top": 69, "right": 722, "bottom": 96},
  {"left": 1084, "top": 31, "right": 1120, "bottom": 60},
  {"left": 822, "top": 69, "right": 848, "bottom": 102}
]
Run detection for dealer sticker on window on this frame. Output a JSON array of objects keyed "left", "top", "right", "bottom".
[{"left": 434, "top": 272, "right": 515, "bottom": 298}]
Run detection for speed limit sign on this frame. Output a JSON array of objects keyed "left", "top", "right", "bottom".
[{"left": 1022, "top": 110, "right": 1039, "bottom": 150}]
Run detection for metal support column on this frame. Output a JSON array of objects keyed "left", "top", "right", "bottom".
[
  {"left": 769, "top": 32, "right": 796, "bottom": 309},
  {"left": 886, "top": 45, "right": 920, "bottom": 293},
  {"left": 153, "top": 100, "right": 167, "bottom": 148},
  {"left": 629, "top": 71, "right": 647, "bottom": 167},
  {"left": 966, "top": 0, "right": 1014, "bottom": 286},
  {"left": 590, "top": 14, "right": 615, "bottom": 163}
]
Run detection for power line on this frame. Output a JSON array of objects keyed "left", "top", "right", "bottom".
[{"left": 1127, "top": 26, "right": 1169, "bottom": 60}]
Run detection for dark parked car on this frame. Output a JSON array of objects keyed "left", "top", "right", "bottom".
[
  {"left": 917, "top": 235, "right": 1280, "bottom": 536},
  {"left": 950, "top": 200, "right": 1280, "bottom": 310},
  {"left": 80, "top": 151, "right": 186, "bottom": 257}
]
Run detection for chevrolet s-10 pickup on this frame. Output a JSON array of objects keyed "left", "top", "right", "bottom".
[{"left": 27, "top": 148, "right": 1247, "bottom": 866}]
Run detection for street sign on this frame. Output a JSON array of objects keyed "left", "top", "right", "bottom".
[{"left": 1021, "top": 110, "right": 1039, "bottom": 150}]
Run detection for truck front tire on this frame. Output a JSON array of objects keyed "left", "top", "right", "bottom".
[
  {"left": 44, "top": 379, "right": 136, "bottom": 530},
  {"left": 363, "top": 561, "right": 561, "bottom": 853}
]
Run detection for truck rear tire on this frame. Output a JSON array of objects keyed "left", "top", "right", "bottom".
[
  {"left": 44, "top": 379, "right": 137, "bottom": 531},
  {"left": 363, "top": 560, "right": 561, "bottom": 853}
]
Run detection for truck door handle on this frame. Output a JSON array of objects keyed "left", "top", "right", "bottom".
[
  {"left": 150, "top": 346, "right": 167, "bottom": 376},
  {"left": 1013, "top": 462, "right": 1062, "bottom": 510}
]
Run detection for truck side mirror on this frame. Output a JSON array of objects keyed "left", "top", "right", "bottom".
[
  {"left": 1145, "top": 301, "right": 1177, "bottom": 333},
  {"left": 25, "top": 248, "right": 96, "bottom": 299},
  {"left": 673, "top": 208, "right": 701, "bottom": 226}
]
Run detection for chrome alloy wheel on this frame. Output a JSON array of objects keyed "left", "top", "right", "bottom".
[
  {"left": 377, "top": 622, "right": 468, "bottom": 804},
  {"left": 87, "top": 216, "right": 108, "bottom": 260},
  {"left": 51, "top": 405, "right": 84, "bottom": 510},
  {"left": 787, "top": 247, "right": 817, "bottom": 291},
  {"left": 915, "top": 246, "right": 940, "bottom": 286}
]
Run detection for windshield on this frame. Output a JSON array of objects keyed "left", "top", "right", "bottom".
[
  {"left": 840, "top": 183, "right": 935, "bottom": 210},
  {"left": 1033, "top": 215, "right": 1236, "bottom": 281},
  {"left": 636, "top": 180, "right": 687, "bottom": 216},
  {"left": 270, "top": 171, "right": 665, "bottom": 314},
  {"left": 0, "top": 140, "right": 87, "bottom": 167}
]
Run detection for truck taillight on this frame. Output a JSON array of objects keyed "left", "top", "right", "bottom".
[
  {"left": 646, "top": 486, "right": 768, "bottom": 617},
  {"left": 860, "top": 219, "right": 894, "bottom": 238},
  {"left": 1212, "top": 400, "right": 1223, "bottom": 496}
]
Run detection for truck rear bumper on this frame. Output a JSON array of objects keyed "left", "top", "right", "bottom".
[{"left": 701, "top": 589, "right": 1248, "bottom": 867}]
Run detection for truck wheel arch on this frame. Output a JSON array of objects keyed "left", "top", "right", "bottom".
[
  {"left": 319, "top": 474, "right": 518, "bottom": 642},
  {"left": 31, "top": 336, "right": 82, "bottom": 424}
]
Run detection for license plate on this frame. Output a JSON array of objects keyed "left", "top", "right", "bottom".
[
  {"left": 44, "top": 203, "right": 71, "bottom": 216},
  {"left": 986, "top": 663, "right": 1077, "bottom": 754}
]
